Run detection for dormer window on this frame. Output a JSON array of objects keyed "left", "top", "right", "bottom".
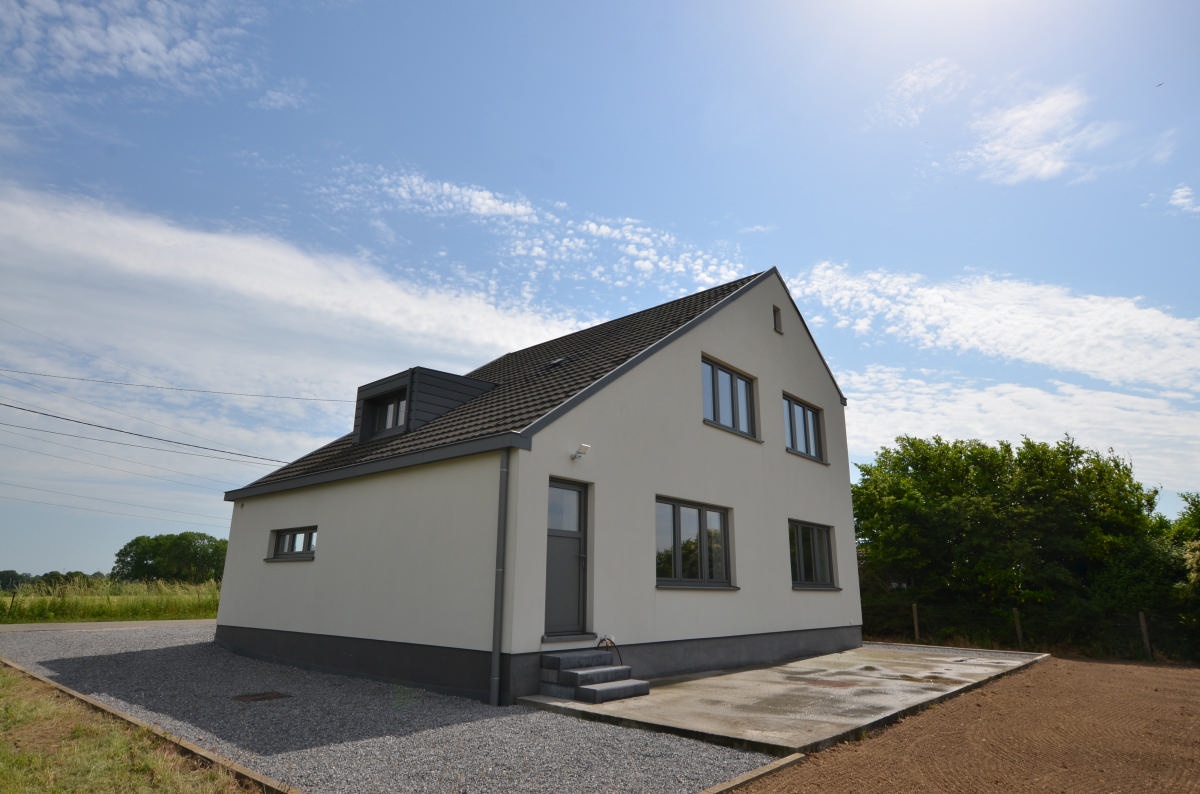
[
  {"left": 369, "top": 391, "right": 407, "bottom": 436},
  {"left": 353, "top": 367, "right": 496, "bottom": 445}
]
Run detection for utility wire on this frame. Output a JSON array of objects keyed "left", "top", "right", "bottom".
[
  {"left": 0, "top": 367, "right": 272, "bottom": 452},
  {"left": 0, "top": 402, "right": 289, "bottom": 464},
  {"left": 0, "top": 367, "right": 352, "bottom": 403},
  {"left": 0, "top": 420, "right": 277, "bottom": 466},
  {"left": 0, "top": 427, "right": 237, "bottom": 487},
  {"left": 0, "top": 494, "right": 228, "bottom": 530},
  {"left": 0, "top": 439, "right": 233, "bottom": 491},
  {"left": 0, "top": 480, "right": 230, "bottom": 521}
]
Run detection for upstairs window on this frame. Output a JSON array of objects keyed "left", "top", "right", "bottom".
[
  {"left": 656, "top": 497, "right": 731, "bottom": 587},
  {"left": 702, "top": 358, "right": 755, "bottom": 437},
  {"left": 783, "top": 395, "right": 823, "bottom": 461},
  {"left": 367, "top": 390, "right": 407, "bottom": 438}
]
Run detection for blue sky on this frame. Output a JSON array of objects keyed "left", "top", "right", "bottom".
[{"left": 1, "top": 0, "right": 1197, "bottom": 575}]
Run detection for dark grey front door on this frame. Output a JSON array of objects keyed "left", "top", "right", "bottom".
[{"left": 545, "top": 480, "right": 586, "bottom": 635}]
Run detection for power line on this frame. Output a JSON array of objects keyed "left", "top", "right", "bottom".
[
  {"left": 0, "top": 402, "right": 289, "bottom": 464},
  {"left": 0, "top": 372, "right": 255, "bottom": 452},
  {"left": 0, "top": 494, "right": 228, "bottom": 530},
  {"left": 0, "top": 439, "right": 233, "bottom": 490},
  {"left": 0, "top": 480, "right": 229, "bottom": 521},
  {"left": 0, "top": 367, "right": 352, "bottom": 403},
  {"left": 0, "top": 420, "right": 278, "bottom": 466}
]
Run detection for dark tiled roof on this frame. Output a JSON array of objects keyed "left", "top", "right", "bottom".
[{"left": 228, "top": 272, "right": 762, "bottom": 498}]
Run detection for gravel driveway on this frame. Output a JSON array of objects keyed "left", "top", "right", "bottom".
[{"left": 0, "top": 623, "right": 772, "bottom": 793}]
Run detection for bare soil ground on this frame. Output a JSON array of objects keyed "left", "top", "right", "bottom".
[{"left": 737, "top": 656, "right": 1200, "bottom": 793}]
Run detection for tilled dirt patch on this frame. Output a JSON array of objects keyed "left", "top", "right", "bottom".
[{"left": 737, "top": 656, "right": 1200, "bottom": 793}]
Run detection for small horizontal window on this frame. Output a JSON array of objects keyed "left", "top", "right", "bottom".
[{"left": 267, "top": 527, "right": 317, "bottom": 562}]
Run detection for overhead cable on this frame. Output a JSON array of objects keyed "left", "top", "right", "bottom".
[
  {"left": 0, "top": 420, "right": 277, "bottom": 466},
  {"left": 0, "top": 402, "right": 289, "bottom": 464},
  {"left": 0, "top": 367, "right": 352, "bottom": 403}
]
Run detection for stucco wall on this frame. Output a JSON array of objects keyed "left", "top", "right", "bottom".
[
  {"left": 505, "top": 273, "right": 861, "bottom": 654},
  {"left": 218, "top": 453, "right": 501, "bottom": 651}
]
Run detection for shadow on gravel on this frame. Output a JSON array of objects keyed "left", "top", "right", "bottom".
[{"left": 37, "top": 640, "right": 516, "bottom": 755}]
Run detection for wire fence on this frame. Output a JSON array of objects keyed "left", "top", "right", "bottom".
[{"left": 862, "top": 596, "right": 1199, "bottom": 661}]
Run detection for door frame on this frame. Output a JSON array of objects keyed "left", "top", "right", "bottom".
[{"left": 544, "top": 478, "right": 588, "bottom": 636}]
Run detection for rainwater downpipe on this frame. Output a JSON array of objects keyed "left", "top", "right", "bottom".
[{"left": 488, "top": 447, "right": 511, "bottom": 706}]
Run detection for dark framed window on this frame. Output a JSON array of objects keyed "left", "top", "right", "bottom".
[
  {"left": 783, "top": 394, "right": 823, "bottom": 460},
  {"left": 366, "top": 390, "right": 407, "bottom": 438},
  {"left": 702, "top": 358, "right": 755, "bottom": 437},
  {"left": 267, "top": 526, "right": 317, "bottom": 562},
  {"left": 789, "top": 520, "right": 834, "bottom": 588},
  {"left": 656, "top": 497, "right": 731, "bottom": 587}
]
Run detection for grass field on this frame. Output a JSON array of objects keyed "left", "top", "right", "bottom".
[
  {"left": 0, "top": 580, "right": 220, "bottom": 624},
  {"left": 0, "top": 664, "right": 258, "bottom": 793}
]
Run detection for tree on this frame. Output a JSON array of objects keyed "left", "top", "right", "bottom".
[
  {"left": 0, "top": 570, "right": 32, "bottom": 591},
  {"left": 854, "top": 435, "right": 1187, "bottom": 652},
  {"left": 111, "top": 532, "right": 228, "bottom": 583}
]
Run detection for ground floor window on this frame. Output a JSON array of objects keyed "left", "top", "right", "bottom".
[
  {"left": 656, "top": 497, "right": 730, "bottom": 586},
  {"left": 267, "top": 526, "right": 317, "bottom": 561},
  {"left": 789, "top": 520, "right": 834, "bottom": 587}
]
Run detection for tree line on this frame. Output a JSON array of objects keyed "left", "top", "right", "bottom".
[
  {"left": 2, "top": 531, "right": 227, "bottom": 591},
  {"left": 854, "top": 435, "right": 1199, "bottom": 659}
]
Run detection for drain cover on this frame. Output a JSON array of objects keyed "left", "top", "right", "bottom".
[{"left": 232, "top": 691, "right": 292, "bottom": 702}]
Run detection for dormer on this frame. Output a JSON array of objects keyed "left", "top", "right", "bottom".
[{"left": 353, "top": 366, "right": 495, "bottom": 444}]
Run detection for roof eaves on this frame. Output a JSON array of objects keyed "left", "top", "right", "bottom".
[{"left": 224, "top": 431, "right": 531, "bottom": 501}]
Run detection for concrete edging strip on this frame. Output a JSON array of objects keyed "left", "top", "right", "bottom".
[
  {"left": 700, "top": 752, "right": 806, "bottom": 793},
  {"left": 0, "top": 655, "right": 304, "bottom": 794}
]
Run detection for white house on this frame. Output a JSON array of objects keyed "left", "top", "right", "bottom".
[{"left": 217, "top": 269, "right": 862, "bottom": 704}]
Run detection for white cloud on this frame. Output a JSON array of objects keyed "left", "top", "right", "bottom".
[
  {"left": 877, "top": 58, "right": 968, "bottom": 127},
  {"left": 250, "top": 77, "right": 311, "bottom": 111},
  {"left": 792, "top": 262, "right": 1200, "bottom": 393},
  {"left": 956, "top": 86, "right": 1119, "bottom": 184},
  {"left": 318, "top": 163, "right": 748, "bottom": 297},
  {"left": 322, "top": 164, "right": 539, "bottom": 222},
  {"left": 1169, "top": 184, "right": 1200, "bottom": 214},
  {"left": 841, "top": 366, "right": 1199, "bottom": 498},
  {"left": 0, "top": 0, "right": 251, "bottom": 89},
  {"left": 0, "top": 184, "right": 576, "bottom": 417}
]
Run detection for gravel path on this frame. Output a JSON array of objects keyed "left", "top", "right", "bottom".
[{"left": 0, "top": 623, "right": 772, "bottom": 793}]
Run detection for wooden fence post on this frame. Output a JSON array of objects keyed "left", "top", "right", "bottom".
[
  {"left": 1013, "top": 607, "right": 1024, "bottom": 650},
  {"left": 1139, "top": 611, "right": 1153, "bottom": 660},
  {"left": 912, "top": 602, "right": 920, "bottom": 643}
]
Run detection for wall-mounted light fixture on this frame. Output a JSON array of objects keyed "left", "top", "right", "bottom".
[{"left": 570, "top": 443, "right": 591, "bottom": 460}]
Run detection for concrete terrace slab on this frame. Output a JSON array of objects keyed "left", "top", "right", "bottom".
[{"left": 520, "top": 642, "right": 1046, "bottom": 755}]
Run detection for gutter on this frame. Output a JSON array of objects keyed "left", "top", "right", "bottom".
[{"left": 489, "top": 447, "right": 512, "bottom": 706}]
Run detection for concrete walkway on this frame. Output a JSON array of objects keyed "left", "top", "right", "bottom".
[{"left": 521, "top": 642, "right": 1046, "bottom": 755}]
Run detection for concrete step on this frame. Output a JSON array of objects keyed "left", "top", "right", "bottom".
[
  {"left": 541, "top": 649, "right": 614, "bottom": 671},
  {"left": 559, "top": 664, "right": 633, "bottom": 686},
  {"left": 538, "top": 681, "right": 577, "bottom": 699},
  {"left": 574, "top": 678, "right": 650, "bottom": 704}
]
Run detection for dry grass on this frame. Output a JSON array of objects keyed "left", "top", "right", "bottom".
[
  {"left": 0, "top": 579, "right": 220, "bottom": 624},
  {"left": 0, "top": 664, "right": 260, "bottom": 793}
]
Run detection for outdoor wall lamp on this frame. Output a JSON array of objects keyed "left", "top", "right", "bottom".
[{"left": 570, "top": 443, "right": 591, "bottom": 460}]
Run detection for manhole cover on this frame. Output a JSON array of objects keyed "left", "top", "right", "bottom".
[{"left": 232, "top": 691, "right": 292, "bottom": 702}]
